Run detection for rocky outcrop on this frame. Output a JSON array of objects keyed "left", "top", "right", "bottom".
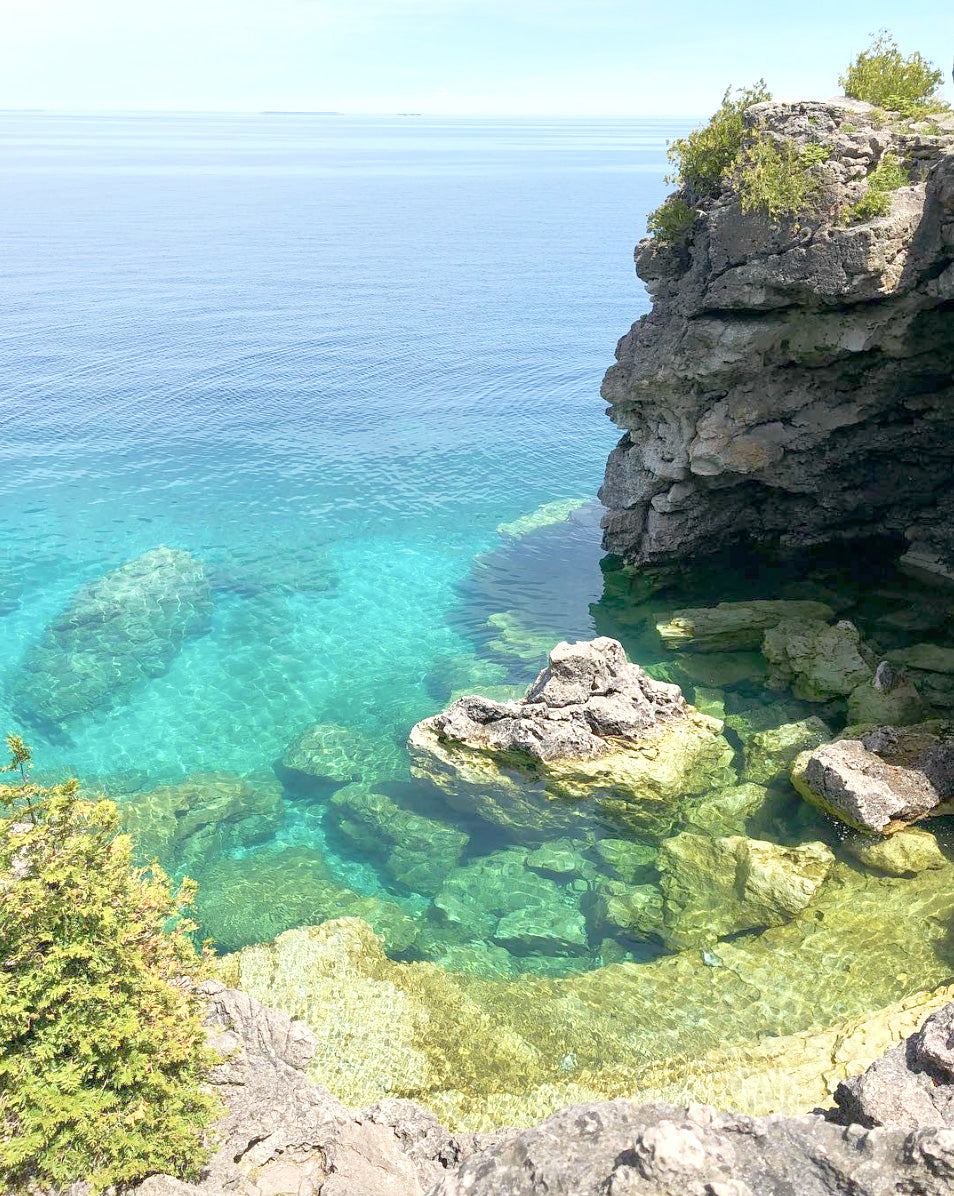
[
  {"left": 791, "top": 721, "right": 954, "bottom": 832},
  {"left": 600, "top": 99, "right": 954, "bottom": 574},
  {"left": 408, "top": 637, "right": 734, "bottom": 839},
  {"left": 131, "top": 980, "right": 484, "bottom": 1196},
  {"left": 16, "top": 546, "right": 211, "bottom": 724},
  {"left": 132, "top": 984, "right": 954, "bottom": 1196}
]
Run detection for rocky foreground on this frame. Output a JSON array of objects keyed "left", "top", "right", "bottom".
[
  {"left": 128, "top": 982, "right": 954, "bottom": 1196},
  {"left": 601, "top": 98, "right": 954, "bottom": 579}
]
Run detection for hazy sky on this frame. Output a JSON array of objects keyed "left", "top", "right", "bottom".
[{"left": 1, "top": 0, "right": 951, "bottom": 116}]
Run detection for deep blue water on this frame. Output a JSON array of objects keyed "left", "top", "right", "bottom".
[{"left": 0, "top": 111, "right": 692, "bottom": 958}]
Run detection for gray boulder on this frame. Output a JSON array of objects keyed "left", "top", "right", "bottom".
[{"left": 791, "top": 723, "right": 954, "bottom": 833}]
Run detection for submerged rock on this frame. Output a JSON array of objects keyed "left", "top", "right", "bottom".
[
  {"left": 742, "top": 717, "right": 831, "bottom": 785},
  {"left": 496, "top": 498, "right": 587, "bottom": 539},
  {"left": 843, "top": 827, "right": 948, "bottom": 876},
  {"left": 408, "top": 637, "right": 735, "bottom": 838},
  {"left": 792, "top": 722, "right": 954, "bottom": 833},
  {"left": 679, "top": 782, "right": 769, "bottom": 837},
  {"left": 657, "top": 600, "right": 835, "bottom": 652},
  {"left": 328, "top": 784, "right": 468, "bottom": 897},
  {"left": 17, "top": 546, "right": 212, "bottom": 723},
  {"left": 121, "top": 771, "right": 283, "bottom": 872},
  {"left": 763, "top": 618, "right": 873, "bottom": 700},
  {"left": 281, "top": 722, "right": 405, "bottom": 788},
  {"left": 656, "top": 832, "right": 834, "bottom": 948}
]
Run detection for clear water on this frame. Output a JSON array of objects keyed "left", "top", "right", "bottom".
[{"left": 0, "top": 111, "right": 693, "bottom": 962}]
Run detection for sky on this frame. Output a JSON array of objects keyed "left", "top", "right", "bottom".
[{"left": 0, "top": 0, "right": 951, "bottom": 116}]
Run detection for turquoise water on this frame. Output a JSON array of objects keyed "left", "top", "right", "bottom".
[{"left": 0, "top": 112, "right": 695, "bottom": 962}]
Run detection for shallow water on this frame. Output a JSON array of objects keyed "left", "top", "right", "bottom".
[{"left": 3, "top": 114, "right": 954, "bottom": 1035}]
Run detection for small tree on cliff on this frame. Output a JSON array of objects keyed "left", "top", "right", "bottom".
[
  {"left": 840, "top": 31, "right": 944, "bottom": 111},
  {"left": 0, "top": 736, "right": 218, "bottom": 1192}
]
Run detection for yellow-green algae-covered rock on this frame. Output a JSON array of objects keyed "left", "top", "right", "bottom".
[
  {"left": 842, "top": 826, "right": 949, "bottom": 876},
  {"left": 678, "top": 783, "right": 769, "bottom": 837},
  {"left": 655, "top": 832, "right": 835, "bottom": 949},
  {"left": 217, "top": 846, "right": 954, "bottom": 1130},
  {"left": 192, "top": 845, "right": 421, "bottom": 956},
  {"left": 408, "top": 637, "right": 735, "bottom": 839},
  {"left": 119, "top": 770, "right": 283, "bottom": 871},
  {"left": 281, "top": 721, "right": 407, "bottom": 787},
  {"left": 742, "top": 717, "right": 831, "bottom": 785},
  {"left": 656, "top": 600, "right": 835, "bottom": 652},
  {"left": 762, "top": 618, "right": 873, "bottom": 701}
]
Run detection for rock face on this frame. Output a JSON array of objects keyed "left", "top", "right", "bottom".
[
  {"left": 408, "top": 637, "right": 734, "bottom": 838},
  {"left": 791, "top": 722, "right": 954, "bottom": 833},
  {"left": 131, "top": 980, "right": 481, "bottom": 1196},
  {"left": 600, "top": 99, "right": 954, "bottom": 574},
  {"left": 17, "top": 546, "right": 211, "bottom": 724}
]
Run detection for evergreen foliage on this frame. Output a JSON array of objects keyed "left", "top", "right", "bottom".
[
  {"left": 840, "top": 32, "right": 943, "bottom": 109},
  {"left": 666, "top": 81, "right": 772, "bottom": 197},
  {"left": 645, "top": 195, "right": 696, "bottom": 246},
  {"left": 735, "top": 134, "right": 828, "bottom": 219},
  {"left": 845, "top": 151, "right": 908, "bottom": 223},
  {"left": 0, "top": 736, "right": 218, "bottom": 1193}
]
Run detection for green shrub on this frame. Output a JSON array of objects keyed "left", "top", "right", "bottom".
[
  {"left": 646, "top": 195, "right": 696, "bottom": 245},
  {"left": 840, "top": 32, "right": 942, "bottom": 108},
  {"left": 736, "top": 132, "right": 828, "bottom": 219},
  {"left": 667, "top": 81, "right": 772, "bottom": 197},
  {"left": 845, "top": 151, "right": 908, "bottom": 223},
  {"left": 0, "top": 737, "right": 219, "bottom": 1193}
]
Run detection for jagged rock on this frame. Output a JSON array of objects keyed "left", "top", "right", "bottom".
[
  {"left": 430, "top": 1098, "right": 954, "bottom": 1196},
  {"left": 281, "top": 722, "right": 406, "bottom": 788},
  {"left": 16, "top": 546, "right": 211, "bottom": 724},
  {"left": 657, "top": 600, "right": 835, "bottom": 652},
  {"left": 656, "top": 832, "right": 834, "bottom": 948},
  {"left": 327, "top": 784, "right": 468, "bottom": 896},
  {"left": 129, "top": 981, "right": 479, "bottom": 1196},
  {"left": 408, "top": 637, "right": 735, "bottom": 839},
  {"left": 832, "top": 1002, "right": 954, "bottom": 1130},
  {"left": 843, "top": 827, "right": 948, "bottom": 876},
  {"left": 791, "top": 722, "right": 954, "bottom": 833},
  {"left": 601, "top": 100, "right": 954, "bottom": 574},
  {"left": 742, "top": 717, "right": 830, "bottom": 785},
  {"left": 762, "top": 618, "right": 873, "bottom": 700}
]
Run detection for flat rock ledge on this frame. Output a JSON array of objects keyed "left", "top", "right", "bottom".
[
  {"left": 407, "top": 637, "right": 734, "bottom": 838},
  {"left": 101, "top": 990, "right": 954, "bottom": 1195}
]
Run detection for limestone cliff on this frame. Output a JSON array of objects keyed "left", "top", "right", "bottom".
[{"left": 600, "top": 99, "right": 954, "bottom": 578}]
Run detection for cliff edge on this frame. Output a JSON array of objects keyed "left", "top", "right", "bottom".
[{"left": 601, "top": 99, "right": 954, "bottom": 579}]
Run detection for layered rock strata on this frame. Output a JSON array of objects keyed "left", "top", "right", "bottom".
[
  {"left": 600, "top": 100, "right": 954, "bottom": 574},
  {"left": 408, "top": 637, "right": 734, "bottom": 838}
]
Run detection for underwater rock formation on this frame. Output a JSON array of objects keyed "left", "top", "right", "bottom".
[
  {"left": 217, "top": 842, "right": 954, "bottom": 1131},
  {"left": 657, "top": 600, "right": 835, "bottom": 652},
  {"left": 655, "top": 832, "right": 834, "bottom": 948},
  {"left": 408, "top": 637, "right": 734, "bottom": 839},
  {"left": 281, "top": 721, "right": 406, "bottom": 788},
  {"left": 791, "top": 721, "right": 954, "bottom": 833},
  {"left": 601, "top": 100, "right": 954, "bottom": 575},
  {"left": 17, "top": 546, "right": 211, "bottom": 724},
  {"left": 328, "top": 784, "right": 468, "bottom": 896}
]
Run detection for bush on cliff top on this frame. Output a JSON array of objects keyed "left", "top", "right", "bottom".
[
  {"left": 0, "top": 736, "right": 218, "bottom": 1193},
  {"left": 666, "top": 81, "right": 771, "bottom": 198},
  {"left": 735, "top": 134, "right": 828, "bottom": 220},
  {"left": 840, "top": 32, "right": 943, "bottom": 110},
  {"left": 845, "top": 151, "right": 908, "bottom": 223}
]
